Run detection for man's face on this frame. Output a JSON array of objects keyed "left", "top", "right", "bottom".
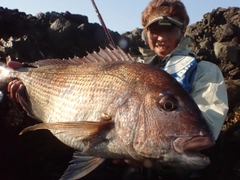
[{"left": 147, "top": 23, "right": 184, "bottom": 58}]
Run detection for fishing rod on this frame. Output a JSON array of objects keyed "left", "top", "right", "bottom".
[{"left": 90, "top": 0, "right": 116, "bottom": 48}]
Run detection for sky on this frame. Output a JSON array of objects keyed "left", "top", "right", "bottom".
[{"left": 1, "top": 0, "right": 240, "bottom": 33}]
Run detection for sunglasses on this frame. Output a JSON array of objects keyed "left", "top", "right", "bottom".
[{"left": 147, "top": 24, "right": 180, "bottom": 35}]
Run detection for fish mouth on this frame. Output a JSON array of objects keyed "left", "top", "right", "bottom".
[
  {"left": 172, "top": 135, "right": 215, "bottom": 167},
  {"left": 173, "top": 135, "right": 215, "bottom": 154}
]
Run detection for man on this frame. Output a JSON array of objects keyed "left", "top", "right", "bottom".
[{"left": 137, "top": 0, "right": 228, "bottom": 178}]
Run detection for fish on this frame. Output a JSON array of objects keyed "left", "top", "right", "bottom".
[{"left": 0, "top": 46, "right": 215, "bottom": 179}]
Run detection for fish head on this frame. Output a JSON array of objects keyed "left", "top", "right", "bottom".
[{"left": 129, "top": 70, "right": 215, "bottom": 170}]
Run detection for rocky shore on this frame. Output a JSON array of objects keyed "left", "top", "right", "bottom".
[{"left": 0, "top": 6, "right": 239, "bottom": 180}]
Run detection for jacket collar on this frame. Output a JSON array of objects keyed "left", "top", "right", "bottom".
[{"left": 162, "top": 36, "right": 196, "bottom": 62}]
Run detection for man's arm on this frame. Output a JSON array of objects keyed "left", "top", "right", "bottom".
[{"left": 190, "top": 61, "right": 229, "bottom": 140}]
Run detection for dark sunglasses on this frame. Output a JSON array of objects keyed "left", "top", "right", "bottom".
[{"left": 147, "top": 24, "right": 181, "bottom": 34}]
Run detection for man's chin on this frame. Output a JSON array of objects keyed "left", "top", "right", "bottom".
[
  {"left": 154, "top": 50, "right": 167, "bottom": 57},
  {"left": 154, "top": 47, "right": 170, "bottom": 57}
]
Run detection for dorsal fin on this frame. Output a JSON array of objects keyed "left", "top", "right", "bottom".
[{"left": 28, "top": 46, "right": 136, "bottom": 67}]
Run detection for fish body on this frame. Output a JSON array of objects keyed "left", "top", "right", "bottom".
[{"left": 0, "top": 47, "right": 214, "bottom": 179}]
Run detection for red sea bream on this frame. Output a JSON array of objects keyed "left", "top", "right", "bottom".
[{"left": 0, "top": 47, "right": 215, "bottom": 179}]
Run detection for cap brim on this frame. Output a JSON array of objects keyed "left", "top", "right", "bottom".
[{"left": 145, "top": 16, "right": 183, "bottom": 28}]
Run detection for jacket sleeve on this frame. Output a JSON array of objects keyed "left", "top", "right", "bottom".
[{"left": 190, "top": 61, "right": 229, "bottom": 140}]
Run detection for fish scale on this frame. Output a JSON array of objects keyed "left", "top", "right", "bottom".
[{"left": 17, "top": 62, "right": 135, "bottom": 123}]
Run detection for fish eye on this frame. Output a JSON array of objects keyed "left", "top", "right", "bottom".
[
  {"left": 164, "top": 101, "right": 174, "bottom": 110},
  {"left": 158, "top": 94, "right": 177, "bottom": 111}
]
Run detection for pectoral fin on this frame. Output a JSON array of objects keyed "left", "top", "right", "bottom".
[
  {"left": 60, "top": 151, "right": 105, "bottom": 180},
  {"left": 19, "top": 121, "right": 114, "bottom": 142}
]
